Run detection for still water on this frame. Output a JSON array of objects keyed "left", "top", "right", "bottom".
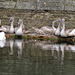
[{"left": 0, "top": 38, "right": 75, "bottom": 75}]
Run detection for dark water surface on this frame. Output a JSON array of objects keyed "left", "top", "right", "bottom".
[{"left": 0, "top": 39, "right": 75, "bottom": 75}]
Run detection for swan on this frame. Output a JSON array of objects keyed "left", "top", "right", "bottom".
[
  {"left": 40, "top": 20, "right": 57, "bottom": 34},
  {"left": 55, "top": 18, "right": 62, "bottom": 36},
  {"left": 60, "top": 18, "right": 74, "bottom": 37},
  {"left": 18, "top": 19, "right": 30, "bottom": 34},
  {"left": 9, "top": 39, "right": 14, "bottom": 55},
  {"left": 15, "top": 19, "right": 23, "bottom": 36},
  {"left": 0, "top": 31, "right": 6, "bottom": 40},
  {"left": 0, "top": 17, "right": 15, "bottom": 33},
  {"left": 69, "top": 29, "right": 75, "bottom": 36},
  {"left": 32, "top": 27, "right": 44, "bottom": 35},
  {"left": 9, "top": 17, "right": 15, "bottom": 33}
]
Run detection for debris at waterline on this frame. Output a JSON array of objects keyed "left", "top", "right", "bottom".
[{"left": 5, "top": 34, "right": 75, "bottom": 43}]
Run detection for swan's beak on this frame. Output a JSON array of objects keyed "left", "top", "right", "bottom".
[
  {"left": 9, "top": 18, "right": 12, "bottom": 21},
  {"left": 62, "top": 19, "right": 65, "bottom": 23}
]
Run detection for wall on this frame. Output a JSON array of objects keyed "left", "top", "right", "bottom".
[
  {"left": 0, "top": 0, "right": 75, "bottom": 11},
  {"left": 0, "top": 9, "right": 75, "bottom": 30},
  {"left": 0, "top": 0, "right": 75, "bottom": 30}
]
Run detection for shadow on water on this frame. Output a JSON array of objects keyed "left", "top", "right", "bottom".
[{"left": 0, "top": 38, "right": 75, "bottom": 75}]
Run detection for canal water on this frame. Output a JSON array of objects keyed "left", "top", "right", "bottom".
[{"left": 0, "top": 38, "right": 75, "bottom": 75}]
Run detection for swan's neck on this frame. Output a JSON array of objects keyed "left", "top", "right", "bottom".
[
  {"left": 19, "top": 22, "right": 23, "bottom": 29},
  {"left": 62, "top": 21, "right": 65, "bottom": 30},
  {"left": 52, "top": 21, "right": 56, "bottom": 31},
  {"left": 11, "top": 20, "right": 14, "bottom": 27},
  {"left": 58, "top": 21, "right": 61, "bottom": 31}
]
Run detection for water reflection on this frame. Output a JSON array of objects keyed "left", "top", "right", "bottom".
[
  {"left": 0, "top": 40, "right": 6, "bottom": 48},
  {"left": 9, "top": 39, "right": 14, "bottom": 55},
  {"left": 0, "top": 39, "right": 75, "bottom": 75},
  {"left": 15, "top": 39, "right": 23, "bottom": 58}
]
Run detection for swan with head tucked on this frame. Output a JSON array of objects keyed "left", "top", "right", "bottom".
[
  {"left": 15, "top": 19, "right": 23, "bottom": 36},
  {"left": 40, "top": 20, "right": 57, "bottom": 34},
  {"left": 32, "top": 27, "right": 45, "bottom": 35}
]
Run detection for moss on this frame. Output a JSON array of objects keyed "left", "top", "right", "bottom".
[{"left": 9, "top": 35, "right": 15, "bottom": 38}]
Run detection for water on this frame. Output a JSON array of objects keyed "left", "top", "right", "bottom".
[{"left": 0, "top": 39, "right": 75, "bottom": 75}]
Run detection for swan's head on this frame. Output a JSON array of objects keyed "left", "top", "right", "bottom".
[
  {"left": 52, "top": 21, "right": 56, "bottom": 26},
  {"left": 18, "top": 19, "right": 23, "bottom": 25},
  {"left": 62, "top": 18, "right": 65, "bottom": 23},
  {"left": 9, "top": 17, "right": 14, "bottom": 21}
]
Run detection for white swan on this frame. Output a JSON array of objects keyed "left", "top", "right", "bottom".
[
  {"left": 0, "top": 17, "right": 15, "bottom": 33},
  {"left": 9, "top": 17, "right": 15, "bottom": 33},
  {"left": 15, "top": 19, "right": 23, "bottom": 36},
  {"left": 55, "top": 18, "right": 62, "bottom": 36},
  {"left": 69, "top": 29, "right": 75, "bottom": 36},
  {"left": 60, "top": 19, "right": 69, "bottom": 37},
  {"left": 40, "top": 20, "right": 56, "bottom": 34},
  {"left": 60, "top": 18, "right": 74, "bottom": 37},
  {"left": 0, "top": 31, "right": 6, "bottom": 40}
]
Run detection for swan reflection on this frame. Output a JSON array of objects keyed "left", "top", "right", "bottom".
[
  {"left": 15, "top": 39, "right": 23, "bottom": 58},
  {"left": 69, "top": 45, "right": 75, "bottom": 52},
  {"left": 1, "top": 39, "right": 75, "bottom": 60},
  {"left": 0, "top": 40, "right": 6, "bottom": 48},
  {"left": 9, "top": 39, "right": 14, "bottom": 55}
]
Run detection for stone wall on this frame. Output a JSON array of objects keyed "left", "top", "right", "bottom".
[
  {"left": 0, "top": 0, "right": 75, "bottom": 11},
  {"left": 0, "top": 0, "right": 75, "bottom": 30},
  {"left": 0, "top": 8, "right": 75, "bottom": 30}
]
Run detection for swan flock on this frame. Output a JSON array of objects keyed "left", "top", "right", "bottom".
[{"left": 0, "top": 17, "right": 75, "bottom": 40}]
